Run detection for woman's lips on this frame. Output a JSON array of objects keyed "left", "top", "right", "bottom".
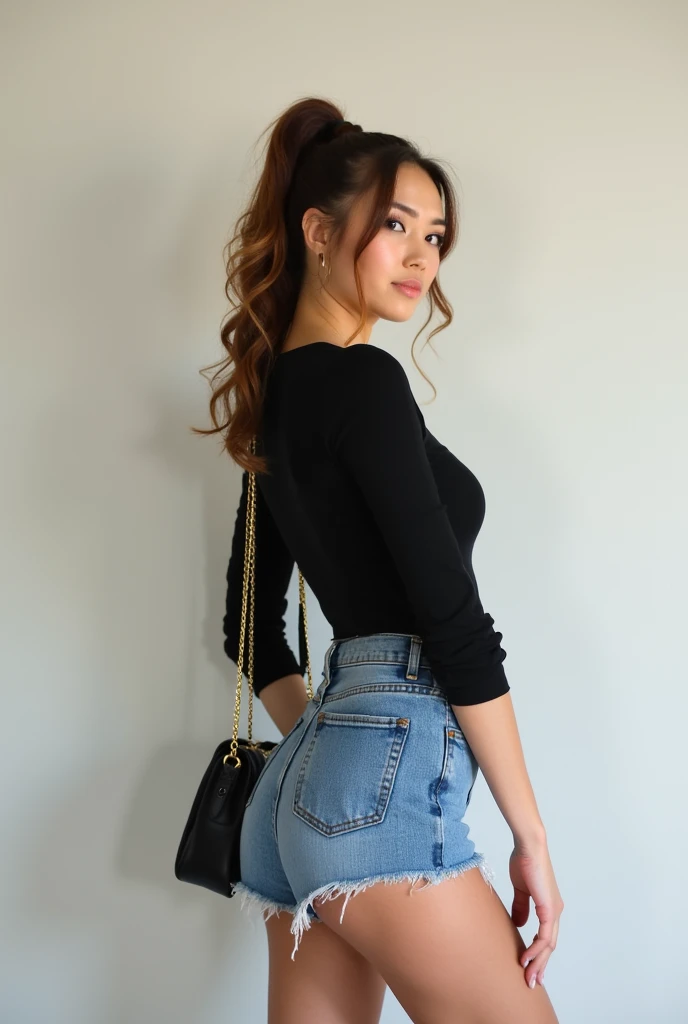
[{"left": 393, "top": 282, "right": 422, "bottom": 298}]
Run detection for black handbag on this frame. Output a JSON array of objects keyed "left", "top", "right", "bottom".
[{"left": 174, "top": 437, "right": 314, "bottom": 897}]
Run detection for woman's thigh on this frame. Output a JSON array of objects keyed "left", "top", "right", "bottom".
[
  {"left": 265, "top": 911, "right": 387, "bottom": 1024},
  {"left": 311, "top": 864, "right": 559, "bottom": 1024}
]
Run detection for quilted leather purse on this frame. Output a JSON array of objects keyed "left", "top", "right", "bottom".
[{"left": 174, "top": 437, "right": 314, "bottom": 896}]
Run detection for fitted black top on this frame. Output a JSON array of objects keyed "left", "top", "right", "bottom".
[{"left": 223, "top": 341, "right": 509, "bottom": 706}]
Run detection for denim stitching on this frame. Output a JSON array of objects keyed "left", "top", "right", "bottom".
[
  {"left": 321, "top": 682, "right": 445, "bottom": 704},
  {"left": 433, "top": 706, "right": 450, "bottom": 865},
  {"left": 331, "top": 654, "right": 433, "bottom": 668},
  {"left": 245, "top": 708, "right": 309, "bottom": 809},
  {"left": 405, "top": 636, "right": 422, "bottom": 679},
  {"left": 271, "top": 640, "right": 338, "bottom": 838},
  {"left": 292, "top": 716, "right": 410, "bottom": 834},
  {"left": 271, "top": 689, "right": 328, "bottom": 842}
]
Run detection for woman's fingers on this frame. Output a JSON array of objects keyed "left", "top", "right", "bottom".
[
  {"left": 522, "top": 913, "right": 559, "bottom": 987},
  {"left": 510, "top": 884, "right": 531, "bottom": 928},
  {"left": 521, "top": 908, "right": 554, "bottom": 965},
  {"left": 538, "top": 917, "right": 560, "bottom": 985},
  {"left": 509, "top": 844, "right": 564, "bottom": 988}
]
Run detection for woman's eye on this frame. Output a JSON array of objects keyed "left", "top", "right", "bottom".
[{"left": 386, "top": 218, "right": 445, "bottom": 248}]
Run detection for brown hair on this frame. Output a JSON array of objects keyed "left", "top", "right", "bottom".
[{"left": 191, "top": 96, "right": 460, "bottom": 474}]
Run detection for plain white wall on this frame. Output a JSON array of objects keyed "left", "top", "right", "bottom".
[{"left": 2, "top": 2, "right": 686, "bottom": 1021}]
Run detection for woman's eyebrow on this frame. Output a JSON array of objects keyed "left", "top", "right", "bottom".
[{"left": 390, "top": 201, "right": 446, "bottom": 227}]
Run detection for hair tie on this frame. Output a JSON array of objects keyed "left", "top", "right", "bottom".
[
  {"left": 287, "top": 118, "right": 365, "bottom": 203},
  {"left": 316, "top": 118, "right": 364, "bottom": 145}
]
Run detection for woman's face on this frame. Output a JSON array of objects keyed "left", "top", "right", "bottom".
[{"left": 333, "top": 162, "right": 446, "bottom": 325}]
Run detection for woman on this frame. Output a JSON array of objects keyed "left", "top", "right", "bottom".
[{"left": 196, "top": 97, "right": 563, "bottom": 1024}]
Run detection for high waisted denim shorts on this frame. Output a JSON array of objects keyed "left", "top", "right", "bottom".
[{"left": 233, "top": 633, "right": 495, "bottom": 959}]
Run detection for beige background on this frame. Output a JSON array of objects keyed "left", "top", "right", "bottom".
[{"left": 1, "top": 2, "right": 686, "bottom": 1021}]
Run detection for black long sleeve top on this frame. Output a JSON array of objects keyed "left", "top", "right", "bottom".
[{"left": 223, "top": 341, "right": 509, "bottom": 706}]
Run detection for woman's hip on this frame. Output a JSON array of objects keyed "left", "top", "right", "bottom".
[{"left": 274, "top": 632, "right": 479, "bottom": 848}]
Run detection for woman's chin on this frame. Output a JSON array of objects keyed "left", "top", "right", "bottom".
[{"left": 380, "top": 301, "right": 417, "bottom": 324}]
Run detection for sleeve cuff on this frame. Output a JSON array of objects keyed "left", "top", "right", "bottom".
[{"left": 435, "top": 663, "right": 511, "bottom": 706}]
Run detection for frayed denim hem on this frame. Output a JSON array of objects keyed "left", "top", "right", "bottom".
[
  {"left": 232, "top": 881, "right": 297, "bottom": 922},
  {"left": 288, "top": 851, "right": 495, "bottom": 960},
  {"left": 231, "top": 880, "right": 324, "bottom": 931}
]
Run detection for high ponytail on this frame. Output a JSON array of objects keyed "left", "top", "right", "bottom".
[{"left": 191, "top": 96, "right": 459, "bottom": 474}]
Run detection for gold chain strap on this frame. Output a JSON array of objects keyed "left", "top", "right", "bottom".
[{"left": 228, "top": 437, "right": 314, "bottom": 767}]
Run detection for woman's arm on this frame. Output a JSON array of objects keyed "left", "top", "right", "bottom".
[
  {"left": 454, "top": 691, "right": 564, "bottom": 992},
  {"left": 259, "top": 673, "right": 310, "bottom": 736},
  {"left": 328, "top": 346, "right": 543, "bottom": 836},
  {"left": 223, "top": 469, "right": 307, "bottom": 732},
  {"left": 451, "top": 692, "right": 546, "bottom": 846}
]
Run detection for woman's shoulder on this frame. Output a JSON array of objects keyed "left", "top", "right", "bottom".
[
  {"left": 275, "top": 341, "right": 409, "bottom": 397},
  {"left": 329, "top": 342, "right": 410, "bottom": 390},
  {"left": 338, "top": 342, "right": 403, "bottom": 367},
  {"left": 325, "top": 344, "right": 419, "bottom": 444},
  {"left": 279, "top": 341, "right": 402, "bottom": 366}
]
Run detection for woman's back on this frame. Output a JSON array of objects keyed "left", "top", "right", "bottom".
[{"left": 223, "top": 341, "right": 509, "bottom": 707}]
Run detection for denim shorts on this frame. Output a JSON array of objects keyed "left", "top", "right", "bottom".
[{"left": 233, "top": 633, "right": 495, "bottom": 959}]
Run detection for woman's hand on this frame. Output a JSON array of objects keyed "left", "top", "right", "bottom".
[{"left": 509, "top": 836, "right": 564, "bottom": 989}]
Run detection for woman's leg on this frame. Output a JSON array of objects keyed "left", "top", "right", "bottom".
[
  {"left": 265, "top": 912, "right": 387, "bottom": 1024},
  {"left": 311, "top": 865, "right": 559, "bottom": 1024}
]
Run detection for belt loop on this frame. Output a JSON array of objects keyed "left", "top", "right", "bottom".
[
  {"left": 317, "top": 639, "right": 338, "bottom": 704},
  {"left": 406, "top": 636, "right": 422, "bottom": 680}
]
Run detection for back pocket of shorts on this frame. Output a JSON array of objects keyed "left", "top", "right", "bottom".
[{"left": 292, "top": 710, "right": 410, "bottom": 836}]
